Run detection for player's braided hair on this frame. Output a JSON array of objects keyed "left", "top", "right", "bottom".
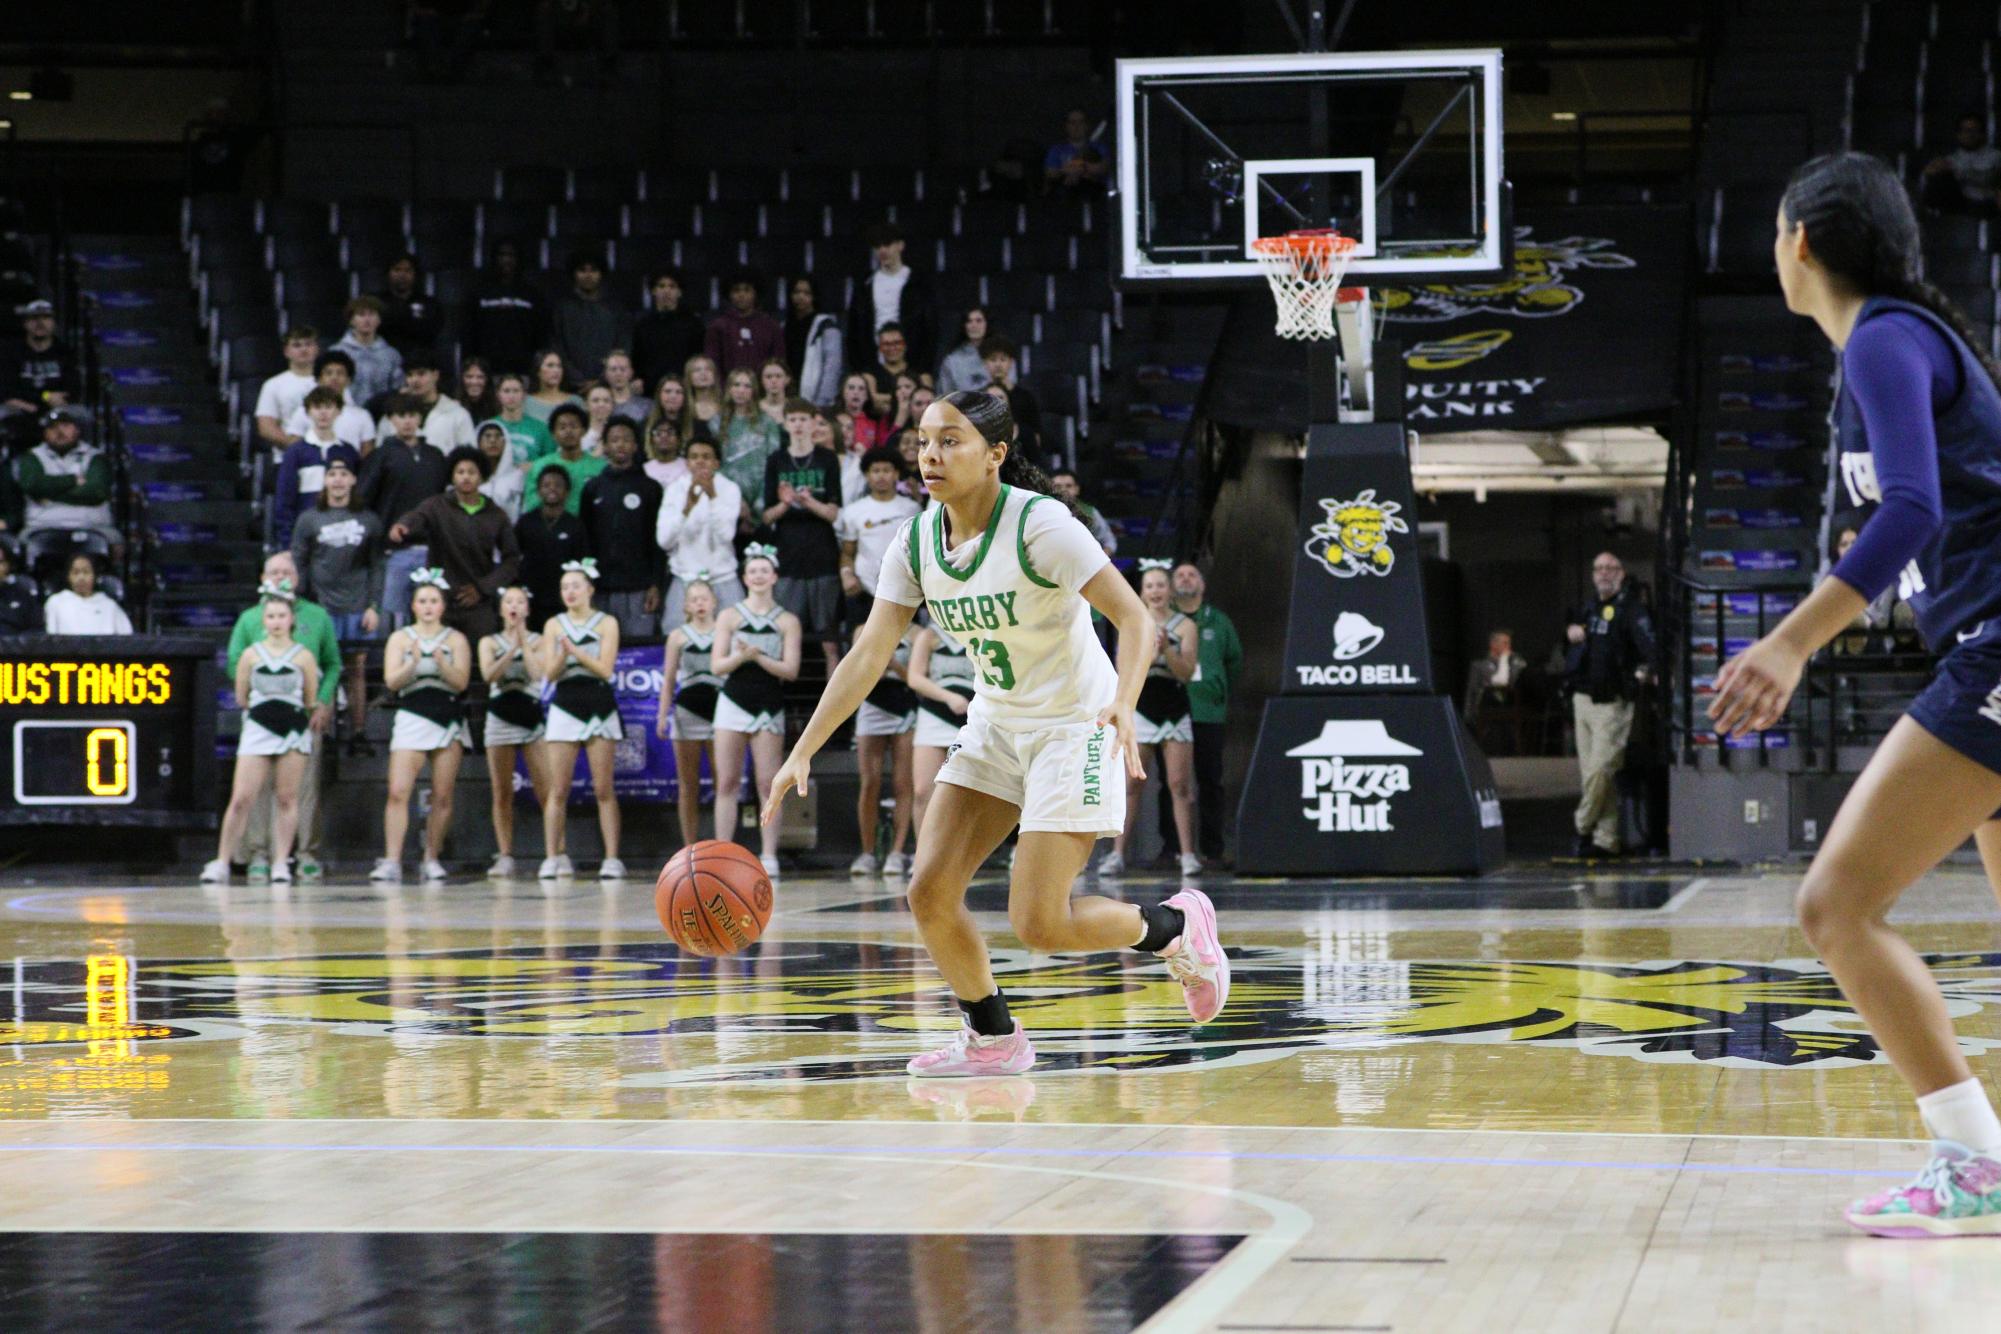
[
  {"left": 940, "top": 389, "right": 1078, "bottom": 518},
  {"left": 1782, "top": 151, "right": 2001, "bottom": 394}
]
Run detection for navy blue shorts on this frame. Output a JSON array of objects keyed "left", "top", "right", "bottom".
[{"left": 1906, "top": 623, "right": 2001, "bottom": 787}]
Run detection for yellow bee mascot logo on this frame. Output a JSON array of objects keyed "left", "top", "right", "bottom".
[
  {"left": 1376, "top": 228, "right": 1636, "bottom": 325},
  {"left": 1306, "top": 490, "right": 1407, "bottom": 579}
]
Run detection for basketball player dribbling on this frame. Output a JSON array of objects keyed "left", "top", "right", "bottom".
[
  {"left": 762, "top": 390, "right": 1229, "bottom": 1076},
  {"left": 1710, "top": 152, "right": 2001, "bottom": 1236}
]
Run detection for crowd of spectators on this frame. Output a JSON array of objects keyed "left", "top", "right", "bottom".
[
  {"left": 208, "top": 140, "right": 1109, "bottom": 669},
  {"left": 0, "top": 290, "right": 130, "bottom": 632}
]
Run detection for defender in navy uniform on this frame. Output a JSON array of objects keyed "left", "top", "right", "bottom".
[{"left": 1711, "top": 153, "right": 2001, "bottom": 1237}]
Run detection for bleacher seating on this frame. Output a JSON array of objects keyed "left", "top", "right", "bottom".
[{"left": 184, "top": 161, "right": 1114, "bottom": 476}]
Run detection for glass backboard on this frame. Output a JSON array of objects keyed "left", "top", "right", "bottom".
[{"left": 1116, "top": 49, "right": 1507, "bottom": 286}]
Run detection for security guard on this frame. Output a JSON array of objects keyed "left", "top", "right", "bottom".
[{"left": 1564, "top": 551, "right": 1654, "bottom": 857}]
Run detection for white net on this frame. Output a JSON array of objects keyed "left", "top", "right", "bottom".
[{"left": 1250, "top": 231, "right": 1357, "bottom": 340}]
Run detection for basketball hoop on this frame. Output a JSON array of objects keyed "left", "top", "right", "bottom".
[{"left": 1249, "top": 229, "right": 1359, "bottom": 340}]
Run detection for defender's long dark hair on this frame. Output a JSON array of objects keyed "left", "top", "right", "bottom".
[
  {"left": 1782, "top": 152, "right": 2001, "bottom": 393},
  {"left": 939, "top": 389, "right": 1076, "bottom": 517}
]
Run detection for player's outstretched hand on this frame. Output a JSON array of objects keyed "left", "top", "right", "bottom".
[
  {"left": 762, "top": 751, "right": 812, "bottom": 826},
  {"left": 1097, "top": 702, "right": 1145, "bottom": 781},
  {"left": 1708, "top": 634, "right": 1806, "bottom": 738}
]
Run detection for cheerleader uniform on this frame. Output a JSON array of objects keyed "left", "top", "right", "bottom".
[
  {"left": 856, "top": 630, "right": 918, "bottom": 737},
  {"left": 1133, "top": 611, "right": 1195, "bottom": 745},
  {"left": 914, "top": 634, "right": 976, "bottom": 750},
  {"left": 713, "top": 601, "right": 787, "bottom": 736},
  {"left": 671, "top": 626, "right": 722, "bottom": 742},
  {"left": 238, "top": 643, "right": 314, "bottom": 756},
  {"left": 390, "top": 626, "right": 468, "bottom": 752},
  {"left": 545, "top": 611, "right": 625, "bottom": 742},
  {"left": 482, "top": 632, "right": 545, "bottom": 747}
]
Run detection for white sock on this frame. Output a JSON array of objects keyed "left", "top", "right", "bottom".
[{"left": 1917, "top": 1078, "right": 2001, "bottom": 1153}]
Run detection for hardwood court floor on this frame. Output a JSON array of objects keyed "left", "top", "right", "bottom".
[{"left": 4, "top": 862, "right": 2001, "bottom": 1331}]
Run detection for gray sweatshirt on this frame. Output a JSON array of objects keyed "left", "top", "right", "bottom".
[{"left": 290, "top": 506, "right": 387, "bottom": 616}]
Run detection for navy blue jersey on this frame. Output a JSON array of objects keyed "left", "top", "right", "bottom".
[{"left": 1833, "top": 297, "right": 2001, "bottom": 649}]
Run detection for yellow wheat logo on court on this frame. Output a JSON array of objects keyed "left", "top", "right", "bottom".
[
  {"left": 12, "top": 946, "right": 2001, "bottom": 1083},
  {"left": 1375, "top": 227, "right": 1636, "bottom": 325},
  {"left": 1305, "top": 491, "right": 1406, "bottom": 579}
]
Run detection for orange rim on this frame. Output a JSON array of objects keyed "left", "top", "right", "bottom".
[{"left": 1249, "top": 228, "right": 1357, "bottom": 258}]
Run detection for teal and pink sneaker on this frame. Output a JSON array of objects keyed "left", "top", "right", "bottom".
[
  {"left": 1847, "top": 1141, "right": 2001, "bottom": 1237},
  {"left": 906, "top": 1019, "right": 1035, "bottom": 1078},
  {"left": 1158, "top": 886, "right": 1229, "bottom": 1024}
]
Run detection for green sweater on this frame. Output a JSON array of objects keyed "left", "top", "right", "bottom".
[
  {"left": 226, "top": 597, "right": 342, "bottom": 705},
  {"left": 541, "top": 451, "right": 607, "bottom": 515},
  {"left": 1182, "top": 601, "right": 1241, "bottom": 724}
]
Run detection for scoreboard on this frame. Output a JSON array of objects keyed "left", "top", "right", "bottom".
[{"left": 0, "top": 637, "right": 219, "bottom": 827}]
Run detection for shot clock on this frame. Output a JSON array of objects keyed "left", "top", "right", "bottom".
[{"left": 0, "top": 637, "right": 219, "bottom": 827}]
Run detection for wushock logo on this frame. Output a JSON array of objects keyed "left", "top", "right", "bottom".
[
  {"left": 1304, "top": 491, "right": 1407, "bottom": 579},
  {"left": 1377, "top": 227, "right": 1637, "bottom": 325},
  {"left": 11, "top": 943, "right": 2001, "bottom": 1081}
]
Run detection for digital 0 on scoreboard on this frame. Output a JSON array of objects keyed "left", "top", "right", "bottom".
[{"left": 0, "top": 637, "right": 219, "bottom": 827}]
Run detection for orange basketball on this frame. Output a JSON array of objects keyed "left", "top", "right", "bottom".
[{"left": 655, "top": 840, "right": 774, "bottom": 956}]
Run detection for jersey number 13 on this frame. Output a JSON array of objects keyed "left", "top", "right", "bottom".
[{"left": 965, "top": 636, "right": 1015, "bottom": 690}]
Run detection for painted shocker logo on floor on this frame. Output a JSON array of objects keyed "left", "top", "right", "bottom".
[{"left": 9, "top": 945, "right": 2001, "bottom": 1083}]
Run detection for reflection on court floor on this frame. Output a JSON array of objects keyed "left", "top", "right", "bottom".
[{"left": 6, "top": 866, "right": 2001, "bottom": 1330}]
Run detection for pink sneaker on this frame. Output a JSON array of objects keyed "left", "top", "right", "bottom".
[
  {"left": 1847, "top": 1141, "right": 2001, "bottom": 1237},
  {"left": 905, "top": 1019, "right": 1036, "bottom": 1078},
  {"left": 1158, "top": 886, "right": 1229, "bottom": 1023}
]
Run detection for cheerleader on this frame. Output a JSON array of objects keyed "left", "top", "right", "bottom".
[
  {"left": 712, "top": 544, "right": 802, "bottom": 876},
  {"left": 907, "top": 620, "right": 975, "bottom": 837},
  {"left": 376, "top": 569, "right": 472, "bottom": 884},
  {"left": 851, "top": 623, "right": 917, "bottom": 876},
  {"left": 480, "top": 585, "right": 553, "bottom": 878},
  {"left": 655, "top": 576, "right": 723, "bottom": 847},
  {"left": 537, "top": 557, "right": 625, "bottom": 881},
  {"left": 1101, "top": 560, "right": 1200, "bottom": 879},
  {"left": 201, "top": 582, "right": 320, "bottom": 886}
]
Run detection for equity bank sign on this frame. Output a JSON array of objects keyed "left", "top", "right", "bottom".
[{"left": 1285, "top": 720, "right": 1420, "bottom": 833}]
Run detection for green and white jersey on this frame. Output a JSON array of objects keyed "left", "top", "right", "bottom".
[{"left": 877, "top": 484, "right": 1115, "bottom": 730}]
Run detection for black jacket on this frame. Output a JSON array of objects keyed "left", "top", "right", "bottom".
[
  {"left": 515, "top": 506, "right": 591, "bottom": 618},
  {"left": 1, "top": 335, "right": 80, "bottom": 405},
  {"left": 1565, "top": 583, "right": 1656, "bottom": 703},
  {"left": 847, "top": 266, "right": 937, "bottom": 376},
  {"left": 376, "top": 288, "right": 443, "bottom": 359},
  {"left": 578, "top": 465, "right": 665, "bottom": 593},
  {"left": 631, "top": 307, "right": 707, "bottom": 392},
  {"left": 0, "top": 574, "right": 40, "bottom": 634},
  {"left": 461, "top": 279, "right": 551, "bottom": 376},
  {"left": 359, "top": 437, "right": 452, "bottom": 536}
]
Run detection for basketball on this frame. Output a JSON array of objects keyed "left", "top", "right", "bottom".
[{"left": 654, "top": 840, "right": 775, "bottom": 956}]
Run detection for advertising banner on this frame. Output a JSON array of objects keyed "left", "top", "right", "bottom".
[
  {"left": 537, "top": 646, "right": 710, "bottom": 804},
  {"left": 1234, "top": 695, "right": 1505, "bottom": 875},
  {"left": 1382, "top": 206, "right": 1689, "bottom": 430},
  {"left": 1283, "top": 422, "right": 1434, "bottom": 694}
]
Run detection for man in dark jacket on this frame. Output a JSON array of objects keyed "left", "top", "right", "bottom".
[
  {"left": 461, "top": 239, "right": 550, "bottom": 376},
  {"left": 388, "top": 445, "right": 522, "bottom": 641},
  {"left": 847, "top": 222, "right": 936, "bottom": 375},
  {"left": 1463, "top": 628, "right": 1532, "bottom": 755},
  {"left": 1, "top": 298, "right": 81, "bottom": 418},
  {"left": 1563, "top": 552, "right": 1655, "bottom": 858},
  {"left": 515, "top": 464, "right": 590, "bottom": 619},
  {"left": 373, "top": 253, "right": 442, "bottom": 360},
  {"left": 578, "top": 418, "right": 664, "bottom": 636},
  {"left": 0, "top": 543, "right": 40, "bottom": 634},
  {"left": 631, "top": 267, "right": 706, "bottom": 392},
  {"left": 359, "top": 395, "right": 451, "bottom": 626},
  {"left": 551, "top": 248, "right": 629, "bottom": 384}
]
